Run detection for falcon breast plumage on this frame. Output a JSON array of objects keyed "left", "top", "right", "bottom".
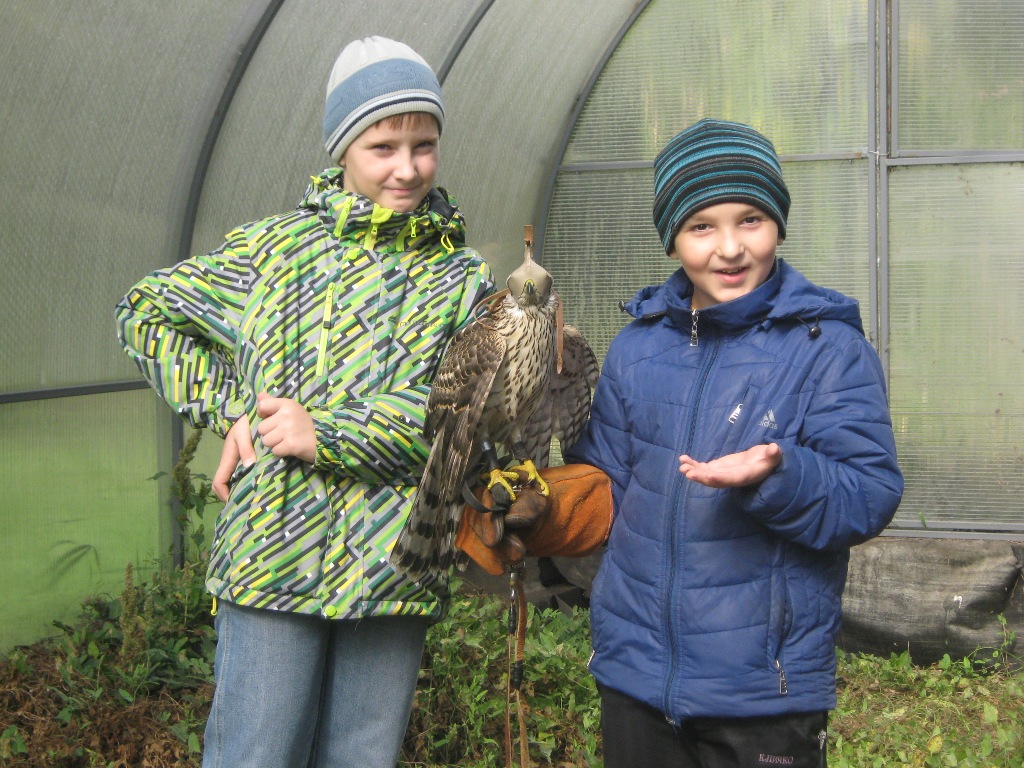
[{"left": 391, "top": 227, "right": 599, "bottom": 581}]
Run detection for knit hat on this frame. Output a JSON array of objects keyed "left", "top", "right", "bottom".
[
  {"left": 323, "top": 36, "right": 444, "bottom": 163},
  {"left": 652, "top": 118, "right": 790, "bottom": 251}
]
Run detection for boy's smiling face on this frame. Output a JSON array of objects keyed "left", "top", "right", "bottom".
[
  {"left": 670, "top": 202, "right": 782, "bottom": 310},
  {"left": 341, "top": 113, "right": 439, "bottom": 213}
]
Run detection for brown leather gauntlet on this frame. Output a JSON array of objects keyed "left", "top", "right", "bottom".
[{"left": 455, "top": 463, "right": 613, "bottom": 576}]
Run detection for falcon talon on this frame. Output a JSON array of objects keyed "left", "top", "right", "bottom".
[
  {"left": 510, "top": 459, "right": 550, "bottom": 496},
  {"left": 488, "top": 471, "right": 519, "bottom": 508},
  {"left": 534, "top": 476, "right": 551, "bottom": 496}
]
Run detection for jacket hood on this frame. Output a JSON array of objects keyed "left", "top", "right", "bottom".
[
  {"left": 300, "top": 168, "right": 467, "bottom": 253},
  {"left": 621, "top": 258, "right": 864, "bottom": 337}
]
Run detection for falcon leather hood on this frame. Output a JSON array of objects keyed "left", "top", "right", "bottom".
[
  {"left": 117, "top": 169, "right": 492, "bottom": 621},
  {"left": 566, "top": 256, "right": 903, "bottom": 723}
]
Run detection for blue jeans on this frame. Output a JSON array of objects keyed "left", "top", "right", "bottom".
[{"left": 202, "top": 601, "right": 429, "bottom": 768}]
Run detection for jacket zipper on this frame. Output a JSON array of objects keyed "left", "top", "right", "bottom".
[
  {"left": 771, "top": 543, "right": 792, "bottom": 697},
  {"left": 663, "top": 330, "right": 719, "bottom": 722},
  {"left": 315, "top": 283, "right": 336, "bottom": 379}
]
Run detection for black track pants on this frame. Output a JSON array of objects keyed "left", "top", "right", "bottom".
[{"left": 599, "top": 683, "right": 828, "bottom": 768}]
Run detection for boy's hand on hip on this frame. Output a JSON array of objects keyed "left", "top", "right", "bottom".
[
  {"left": 213, "top": 416, "right": 257, "bottom": 502},
  {"left": 678, "top": 443, "right": 782, "bottom": 489},
  {"left": 256, "top": 393, "right": 317, "bottom": 464}
]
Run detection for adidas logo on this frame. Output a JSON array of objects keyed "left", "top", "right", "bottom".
[{"left": 758, "top": 409, "right": 778, "bottom": 430}]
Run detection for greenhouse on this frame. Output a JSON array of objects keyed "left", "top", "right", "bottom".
[{"left": 1, "top": 0, "right": 1023, "bottom": 763}]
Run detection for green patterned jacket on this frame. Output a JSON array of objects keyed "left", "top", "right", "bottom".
[{"left": 116, "top": 169, "right": 493, "bottom": 620}]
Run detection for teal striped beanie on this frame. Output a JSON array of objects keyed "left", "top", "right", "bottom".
[{"left": 653, "top": 119, "right": 790, "bottom": 252}]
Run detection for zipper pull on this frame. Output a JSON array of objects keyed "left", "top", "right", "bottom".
[
  {"left": 690, "top": 308, "right": 699, "bottom": 347},
  {"left": 315, "top": 283, "right": 336, "bottom": 378},
  {"left": 818, "top": 729, "right": 827, "bottom": 751},
  {"left": 776, "top": 659, "right": 788, "bottom": 695},
  {"left": 728, "top": 403, "right": 743, "bottom": 424}
]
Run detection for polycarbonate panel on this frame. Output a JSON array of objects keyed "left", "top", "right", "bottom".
[
  {"left": 545, "top": 160, "right": 872, "bottom": 362},
  {"left": 888, "top": 164, "right": 1024, "bottom": 532},
  {"left": 0, "top": 391, "right": 169, "bottom": 650},
  {"left": 896, "top": 1, "right": 1024, "bottom": 152},
  {"left": 779, "top": 160, "right": 872, "bottom": 317},
  {"left": 545, "top": 168, "right": 667, "bottom": 359},
  {"left": 194, "top": 0, "right": 639, "bottom": 284},
  {"left": 440, "top": 0, "right": 640, "bottom": 278},
  {"left": 565, "top": 0, "right": 872, "bottom": 165},
  {"left": 888, "top": 163, "right": 1024, "bottom": 529},
  {"left": 0, "top": 0, "right": 250, "bottom": 394},
  {"left": 192, "top": 0, "right": 485, "bottom": 261}
]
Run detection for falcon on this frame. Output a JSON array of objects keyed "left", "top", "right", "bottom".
[{"left": 391, "top": 226, "right": 599, "bottom": 580}]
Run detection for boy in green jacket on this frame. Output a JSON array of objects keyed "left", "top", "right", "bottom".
[{"left": 117, "top": 36, "right": 492, "bottom": 767}]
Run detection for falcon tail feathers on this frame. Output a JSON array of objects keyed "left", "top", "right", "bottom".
[
  {"left": 390, "top": 433, "right": 468, "bottom": 580},
  {"left": 390, "top": 499, "right": 461, "bottom": 580}
]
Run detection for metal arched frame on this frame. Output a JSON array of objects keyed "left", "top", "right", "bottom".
[
  {"left": 0, "top": 0, "right": 497, "bottom": 561},
  {"left": 532, "top": 0, "right": 653, "bottom": 266},
  {"left": 530, "top": 0, "right": 1024, "bottom": 540}
]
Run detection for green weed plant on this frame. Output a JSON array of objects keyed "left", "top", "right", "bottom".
[
  {"left": 405, "top": 583, "right": 601, "bottom": 767},
  {"left": 832, "top": 646, "right": 1023, "bottom": 767}
]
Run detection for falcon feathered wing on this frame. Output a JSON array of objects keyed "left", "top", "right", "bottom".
[
  {"left": 518, "top": 322, "right": 599, "bottom": 463},
  {"left": 549, "top": 323, "right": 600, "bottom": 452},
  {"left": 390, "top": 317, "right": 505, "bottom": 579}
]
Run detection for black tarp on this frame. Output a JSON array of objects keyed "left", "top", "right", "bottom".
[{"left": 839, "top": 537, "right": 1024, "bottom": 667}]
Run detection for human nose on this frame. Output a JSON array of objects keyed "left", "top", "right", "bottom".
[
  {"left": 716, "top": 228, "right": 744, "bottom": 258},
  {"left": 392, "top": 149, "right": 417, "bottom": 181}
]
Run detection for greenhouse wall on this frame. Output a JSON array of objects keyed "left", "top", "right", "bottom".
[{"left": 1, "top": 0, "right": 1022, "bottom": 652}]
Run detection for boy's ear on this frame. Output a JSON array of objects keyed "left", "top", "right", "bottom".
[{"left": 777, "top": 236, "right": 785, "bottom": 246}]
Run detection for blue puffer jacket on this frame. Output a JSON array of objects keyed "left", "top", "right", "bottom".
[{"left": 565, "top": 259, "right": 903, "bottom": 723}]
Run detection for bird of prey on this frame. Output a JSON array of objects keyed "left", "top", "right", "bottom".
[{"left": 391, "top": 226, "right": 599, "bottom": 580}]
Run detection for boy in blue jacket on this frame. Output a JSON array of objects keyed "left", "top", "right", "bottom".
[{"left": 565, "top": 119, "right": 903, "bottom": 767}]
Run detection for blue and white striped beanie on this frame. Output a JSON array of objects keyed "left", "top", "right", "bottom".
[
  {"left": 323, "top": 36, "right": 444, "bottom": 163},
  {"left": 653, "top": 119, "right": 790, "bottom": 252}
]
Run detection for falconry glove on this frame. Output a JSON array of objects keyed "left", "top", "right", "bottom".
[{"left": 456, "top": 463, "right": 614, "bottom": 576}]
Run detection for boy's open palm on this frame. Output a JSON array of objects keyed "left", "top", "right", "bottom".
[{"left": 678, "top": 443, "right": 782, "bottom": 489}]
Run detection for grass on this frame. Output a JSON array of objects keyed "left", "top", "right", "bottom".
[
  {"left": 1, "top": 558, "right": 1021, "bottom": 767},
  {"left": 832, "top": 645, "right": 1024, "bottom": 767}
]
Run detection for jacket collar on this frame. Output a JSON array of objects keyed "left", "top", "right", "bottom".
[
  {"left": 623, "top": 259, "right": 865, "bottom": 336},
  {"left": 299, "top": 168, "right": 467, "bottom": 254}
]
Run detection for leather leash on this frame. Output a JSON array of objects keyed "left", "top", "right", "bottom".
[{"left": 505, "top": 562, "right": 531, "bottom": 767}]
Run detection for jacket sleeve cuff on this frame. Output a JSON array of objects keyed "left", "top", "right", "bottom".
[
  {"left": 208, "top": 391, "right": 254, "bottom": 438},
  {"left": 307, "top": 393, "right": 431, "bottom": 484}
]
